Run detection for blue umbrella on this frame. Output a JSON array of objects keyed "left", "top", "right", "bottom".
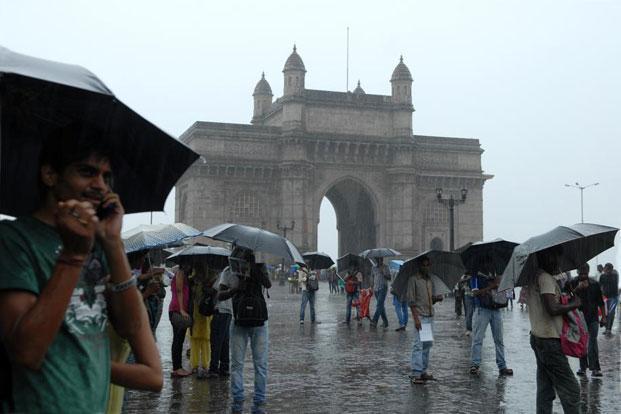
[{"left": 122, "top": 223, "right": 201, "bottom": 253}]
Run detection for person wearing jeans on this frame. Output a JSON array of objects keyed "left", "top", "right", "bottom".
[
  {"left": 370, "top": 258, "right": 391, "bottom": 328},
  {"left": 469, "top": 272, "right": 513, "bottom": 376},
  {"left": 299, "top": 265, "right": 319, "bottom": 324},
  {"left": 392, "top": 289, "right": 408, "bottom": 331},
  {"left": 208, "top": 268, "right": 234, "bottom": 378},
  {"left": 230, "top": 323, "right": 269, "bottom": 414}
]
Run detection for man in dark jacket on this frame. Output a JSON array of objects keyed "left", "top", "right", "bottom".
[{"left": 599, "top": 263, "right": 618, "bottom": 335}]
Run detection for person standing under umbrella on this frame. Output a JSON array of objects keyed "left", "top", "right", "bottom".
[
  {"left": 299, "top": 262, "right": 320, "bottom": 325},
  {"left": 0, "top": 125, "right": 162, "bottom": 413},
  {"left": 566, "top": 263, "right": 606, "bottom": 378},
  {"left": 527, "top": 251, "right": 582, "bottom": 413},
  {"left": 370, "top": 257, "right": 391, "bottom": 329},
  {"left": 189, "top": 262, "right": 216, "bottom": 379},
  {"left": 407, "top": 256, "right": 443, "bottom": 384},
  {"left": 169, "top": 263, "right": 192, "bottom": 378},
  {"left": 600, "top": 263, "right": 618, "bottom": 335},
  {"left": 468, "top": 272, "right": 513, "bottom": 377},
  {"left": 218, "top": 247, "right": 271, "bottom": 414}
]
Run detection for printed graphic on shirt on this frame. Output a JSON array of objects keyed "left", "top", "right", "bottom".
[{"left": 65, "top": 254, "right": 108, "bottom": 335}]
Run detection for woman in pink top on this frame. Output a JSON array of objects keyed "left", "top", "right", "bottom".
[{"left": 169, "top": 264, "right": 191, "bottom": 377}]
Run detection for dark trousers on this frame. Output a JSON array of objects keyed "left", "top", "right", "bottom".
[
  {"left": 209, "top": 311, "right": 232, "bottom": 374},
  {"left": 580, "top": 320, "right": 600, "bottom": 371},
  {"left": 454, "top": 294, "right": 463, "bottom": 316},
  {"left": 169, "top": 311, "right": 188, "bottom": 371},
  {"left": 530, "top": 335, "right": 580, "bottom": 414}
]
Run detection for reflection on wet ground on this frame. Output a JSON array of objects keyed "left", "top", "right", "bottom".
[{"left": 125, "top": 283, "right": 620, "bottom": 413}]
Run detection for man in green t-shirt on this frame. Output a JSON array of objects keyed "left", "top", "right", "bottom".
[{"left": 0, "top": 123, "right": 162, "bottom": 413}]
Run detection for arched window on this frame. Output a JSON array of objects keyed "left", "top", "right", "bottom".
[{"left": 430, "top": 237, "right": 444, "bottom": 251}]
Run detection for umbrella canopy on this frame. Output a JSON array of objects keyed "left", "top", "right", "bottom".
[
  {"left": 202, "top": 223, "right": 304, "bottom": 264},
  {"left": 499, "top": 223, "right": 619, "bottom": 290},
  {"left": 360, "top": 248, "right": 401, "bottom": 258},
  {"left": 460, "top": 238, "right": 519, "bottom": 275},
  {"left": 122, "top": 223, "right": 201, "bottom": 253},
  {"left": 0, "top": 46, "right": 199, "bottom": 216},
  {"left": 398, "top": 250, "right": 465, "bottom": 291},
  {"left": 391, "top": 260, "right": 451, "bottom": 302},
  {"left": 166, "top": 245, "right": 231, "bottom": 270},
  {"left": 302, "top": 251, "right": 335, "bottom": 270},
  {"left": 336, "top": 253, "right": 365, "bottom": 275}
]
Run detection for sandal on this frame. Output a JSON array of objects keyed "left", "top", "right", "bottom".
[{"left": 469, "top": 366, "right": 480, "bottom": 376}]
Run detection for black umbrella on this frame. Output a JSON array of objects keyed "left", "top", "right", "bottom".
[
  {"left": 398, "top": 250, "right": 465, "bottom": 291},
  {"left": 302, "top": 251, "right": 334, "bottom": 270},
  {"left": 0, "top": 46, "right": 199, "bottom": 216},
  {"left": 499, "top": 223, "right": 619, "bottom": 290},
  {"left": 391, "top": 261, "right": 451, "bottom": 302},
  {"left": 166, "top": 245, "right": 231, "bottom": 270},
  {"left": 336, "top": 253, "right": 365, "bottom": 276},
  {"left": 460, "top": 238, "right": 519, "bottom": 275},
  {"left": 202, "top": 223, "right": 304, "bottom": 264}
]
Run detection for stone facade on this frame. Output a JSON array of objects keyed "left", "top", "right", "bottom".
[{"left": 176, "top": 47, "right": 492, "bottom": 259}]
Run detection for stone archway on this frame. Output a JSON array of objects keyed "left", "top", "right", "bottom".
[{"left": 322, "top": 178, "right": 378, "bottom": 256}]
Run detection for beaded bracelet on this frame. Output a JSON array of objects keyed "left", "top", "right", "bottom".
[{"left": 109, "top": 275, "right": 138, "bottom": 293}]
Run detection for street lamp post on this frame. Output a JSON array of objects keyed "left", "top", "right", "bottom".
[
  {"left": 564, "top": 182, "right": 599, "bottom": 223},
  {"left": 276, "top": 220, "right": 295, "bottom": 287},
  {"left": 436, "top": 188, "right": 468, "bottom": 251}
]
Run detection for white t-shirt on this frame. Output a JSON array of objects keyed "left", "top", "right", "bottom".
[
  {"left": 527, "top": 270, "right": 564, "bottom": 338},
  {"left": 215, "top": 267, "right": 238, "bottom": 314}
]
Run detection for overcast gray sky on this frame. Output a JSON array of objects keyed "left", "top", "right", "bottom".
[{"left": 2, "top": 0, "right": 619, "bottom": 267}]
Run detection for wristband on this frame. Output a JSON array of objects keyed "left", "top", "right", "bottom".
[{"left": 109, "top": 275, "right": 138, "bottom": 293}]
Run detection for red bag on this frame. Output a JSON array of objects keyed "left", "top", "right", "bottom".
[
  {"left": 345, "top": 277, "right": 357, "bottom": 294},
  {"left": 559, "top": 294, "right": 589, "bottom": 358}
]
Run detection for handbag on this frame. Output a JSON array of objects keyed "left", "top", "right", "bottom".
[
  {"left": 559, "top": 294, "right": 589, "bottom": 358},
  {"left": 170, "top": 311, "right": 192, "bottom": 330}
]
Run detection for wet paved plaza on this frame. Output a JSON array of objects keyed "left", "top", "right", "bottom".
[{"left": 125, "top": 282, "right": 620, "bottom": 413}]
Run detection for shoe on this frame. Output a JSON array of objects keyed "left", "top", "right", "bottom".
[
  {"left": 311, "top": 320, "right": 321, "bottom": 324},
  {"left": 382, "top": 323, "right": 389, "bottom": 329},
  {"left": 421, "top": 372, "right": 435, "bottom": 381},
  {"left": 395, "top": 326, "right": 406, "bottom": 332},
  {"left": 299, "top": 320, "right": 304, "bottom": 325},
  {"left": 576, "top": 370, "right": 586, "bottom": 377},
  {"left": 465, "top": 330, "right": 472, "bottom": 337},
  {"left": 592, "top": 370, "right": 603, "bottom": 377},
  {"left": 408, "top": 375, "right": 425, "bottom": 385},
  {"left": 369, "top": 321, "right": 377, "bottom": 328},
  {"left": 499, "top": 368, "right": 513, "bottom": 376},
  {"left": 197, "top": 368, "right": 207, "bottom": 380},
  {"left": 171, "top": 369, "right": 192, "bottom": 378},
  {"left": 469, "top": 366, "right": 480, "bottom": 376}
]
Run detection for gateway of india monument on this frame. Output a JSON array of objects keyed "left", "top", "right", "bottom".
[{"left": 176, "top": 46, "right": 491, "bottom": 258}]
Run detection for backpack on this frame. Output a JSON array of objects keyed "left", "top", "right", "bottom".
[
  {"left": 198, "top": 287, "right": 218, "bottom": 317},
  {"left": 345, "top": 277, "right": 357, "bottom": 294},
  {"left": 559, "top": 294, "right": 589, "bottom": 358},
  {"left": 479, "top": 288, "right": 509, "bottom": 309},
  {"left": 232, "top": 267, "right": 268, "bottom": 327},
  {"left": 306, "top": 273, "right": 319, "bottom": 291}
]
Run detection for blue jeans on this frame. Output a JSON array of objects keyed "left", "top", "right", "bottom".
[
  {"left": 299, "top": 290, "right": 316, "bottom": 321},
  {"left": 230, "top": 322, "right": 269, "bottom": 413},
  {"left": 372, "top": 287, "right": 388, "bottom": 325},
  {"left": 470, "top": 307, "right": 507, "bottom": 369},
  {"left": 464, "top": 295, "right": 474, "bottom": 331},
  {"left": 605, "top": 296, "right": 618, "bottom": 331},
  {"left": 346, "top": 292, "right": 359, "bottom": 322},
  {"left": 392, "top": 295, "right": 408, "bottom": 327},
  {"left": 410, "top": 316, "right": 433, "bottom": 377}
]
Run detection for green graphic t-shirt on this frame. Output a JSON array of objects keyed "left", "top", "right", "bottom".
[{"left": 0, "top": 216, "right": 111, "bottom": 413}]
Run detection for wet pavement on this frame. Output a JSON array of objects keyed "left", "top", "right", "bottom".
[{"left": 125, "top": 283, "right": 620, "bottom": 413}]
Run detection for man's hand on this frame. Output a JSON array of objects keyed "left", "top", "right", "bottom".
[
  {"left": 95, "top": 193, "right": 125, "bottom": 244},
  {"left": 56, "top": 200, "right": 97, "bottom": 256},
  {"left": 180, "top": 309, "right": 190, "bottom": 320},
  {"left": 575, "top": 280, "right": 589, "bottom": 292},
  {"left": 414, "top": 318, "right": 422, "bottom": 330}
]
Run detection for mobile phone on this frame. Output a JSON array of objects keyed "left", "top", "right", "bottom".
[{"left": 96, "top": 203, "right": 116, "bottom": 219}]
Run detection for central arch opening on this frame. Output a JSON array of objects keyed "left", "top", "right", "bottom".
[{"left": 319, "top": 178, "right": 377, "bottom": 257}]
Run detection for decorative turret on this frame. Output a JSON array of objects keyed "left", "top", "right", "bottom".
[
  {"left": 282, "top": 45, "right": 306, "bottom": 96},
  {"left": 353, "top": 80, "right": 365, "bottom": 95},
  {"left": 252, "top": 72, "right": 273, "bottom": 123},
  {"left": 390, "top": 56, "right": 412, "bottom": 104}
]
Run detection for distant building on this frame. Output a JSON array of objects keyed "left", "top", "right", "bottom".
[{"left": 177, "top": 46, "right": 491, "bottom": 257}]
